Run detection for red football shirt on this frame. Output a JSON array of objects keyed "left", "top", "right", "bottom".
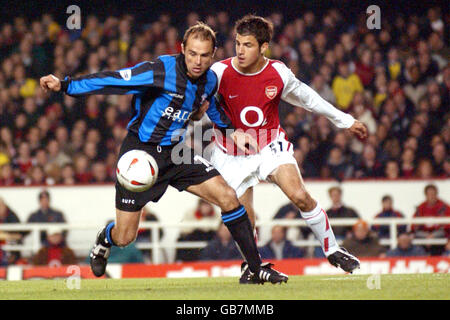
[{"left": 211, "top": 57, "right": 355, "bottom": 155}]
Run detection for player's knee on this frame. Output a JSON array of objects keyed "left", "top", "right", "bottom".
[
  {"left": 217, "top": 186, "right": 240, "bottom": 211},
  {"left": 290, "top": 189, "right": 313, "bottom": 211}
]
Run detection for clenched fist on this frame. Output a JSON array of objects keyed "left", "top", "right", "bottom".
[
  {"left": 40, "top": 74, "right": 62, "bottom": 92},
  {"left": 190, "top": 100, "right": 210, "bottom": 121},
  {"left": 348, "top": 120, "right": 368, "bottom": 140}
]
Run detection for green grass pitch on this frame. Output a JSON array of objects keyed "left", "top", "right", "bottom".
[{"left": 0, "top": 274, "right": 448, "bottom": 300}]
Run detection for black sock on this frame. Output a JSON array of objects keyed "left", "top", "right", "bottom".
[{"left": 222, "top": 205, "right": 262, "bottom": 273}]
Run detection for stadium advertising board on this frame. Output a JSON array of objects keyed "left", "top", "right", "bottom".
[{"left": 0, "top": 257, "right": 448, "bottom": 280}]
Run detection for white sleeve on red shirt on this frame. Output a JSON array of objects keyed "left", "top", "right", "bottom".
[
  {"left": 272, "top": 61, "right": 355, "bottom": 129},
  {"left": 210, "top": 61, "right": 228, "bottom": 90}
]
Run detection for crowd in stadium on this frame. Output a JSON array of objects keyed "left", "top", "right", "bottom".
[
  {"left": 0, "top": 6, "right": 449, "bottom": 265},
  {"left": 0, "top": 8, "right": 448, "bottom": 186}
]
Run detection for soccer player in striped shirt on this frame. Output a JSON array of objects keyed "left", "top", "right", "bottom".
[{"left": 40, "top": 22, "right": 287, "bottom": 284}]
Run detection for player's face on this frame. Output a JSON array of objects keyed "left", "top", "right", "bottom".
[
  {"left": 235, "top": 33, "right": 268, "bottom": 70},
  {"left": 182, "top": 36, "right": 215, "bottom": 79}
]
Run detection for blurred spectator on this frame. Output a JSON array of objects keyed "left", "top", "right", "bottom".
[
  {"left": 431, "top": 143, "right": 446, "bottom": 176},
  {"left": 32, "top": 226, "right": 77, "bottom": 266},
  {"left": 384, "top": 160, "right": 400, "bottom": 179},
  {"left": 342, "top": 220, "right": 386, "bottom": 257},
  {"left": 0, "top": 197, "right": 20, "bottom": 224},
  {"left": 354, "top": 49, "right": 375, "bottom": 87},
  {"left": 47, "top": 139, "right": 71, "bottom": 168},
  {"left": 400, "top": 147, "right": 416, "bottom": 178},
  {"left": 325, "top": 146, "right": 354, "bottom": 181},
  {"left": 385, "top": 232, "right": 427, "bottom": 257},
  {"left": 200, "top": 224, "right": 241, "bottom": 261},
  {"left": 0, "top": 142, "right": 10, "bottom": 167},
  {"left": 354, "top": 144, "right": 384, "bottom": 178},
  {"left": 411, "top": 184, "right": 450, "bottom": 255},
  {"left": 60, "top": 164, "right": 76, "bottom": 185},
  {"left": 259, "top": 226, "right": 304, "bottom": 260},
  {"left": 26, "top": 189, "right": 67, "bottom": 244},
  {"left": 0, "top": 197, "right": 24, "bottom": 264},
  {"left": 73, "top": 154, "right": 93, "bottom": 183},
  {"left": 353, "top": 94, "right": 377, "bottom": 134},
  {"left": 176, "top": 199, "right": 221, "bottom": 261},
  {"left": 326, "top": 186, "right": 360, "bottom": 239},
  {"left": 0, "top": 164, "right": 18, "bottom": 185},
  {"left": 372, "top": 195, "right": 407, "bottom": 239},
  {"left": 310, "top": 73, "right": 335, "bottom": 104},
  {"left": 332, "top": 59, "right": 363, "bottom": 110},
  {"left": 90, "top": 161, "right": 113, "bottom": 183},
  {"left": 273, "top": 202, "right": 305, "bottom": 242},
  {"left": 444, "top": 240, "right": 450, "bottom": 257},
  {"left": 415, "top": 158, "right": 435, "bottom": 179},
  {"left": 0, "top": 247, "right": 7, "bottom": 266}
]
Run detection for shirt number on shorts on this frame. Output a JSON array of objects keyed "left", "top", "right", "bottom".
[{"left": 269, "top": 140, "right": 289, "bottom": 155}]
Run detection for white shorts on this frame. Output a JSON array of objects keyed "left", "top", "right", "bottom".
[{"left": 210, "top": 136, "right": 297, "bottom": 198}]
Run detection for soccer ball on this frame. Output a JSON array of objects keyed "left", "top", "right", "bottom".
[{"left": 116, "top": 150, "right": 158, "bottom": 192}]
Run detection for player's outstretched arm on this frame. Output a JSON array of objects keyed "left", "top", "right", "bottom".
[
  {"left": 274, "top": 62, "right": 367, "bottom": 138},
  {"left": 40, "top": 61, "right": 161, "bottom": 97}
]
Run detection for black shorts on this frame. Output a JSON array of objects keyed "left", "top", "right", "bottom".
[{"left": 115, "top": 132, "right": 220, "bottom": 212}]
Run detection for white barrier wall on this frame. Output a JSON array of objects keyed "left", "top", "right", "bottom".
[{"left": 0, "top": 179, "right": 449, "bottom": 260}]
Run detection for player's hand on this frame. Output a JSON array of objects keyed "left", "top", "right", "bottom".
[
  {"left": 191, "top": 100, "right": 210, "bottom": 121},
  {"left": 230, "top": 129, "right": 260, "bottom": 155},
  {"left": 40, "top": 74, "right": 62, "bottom": 92},
  {"left": 348, "top": 120, "right": 368, "bottom": 140}
]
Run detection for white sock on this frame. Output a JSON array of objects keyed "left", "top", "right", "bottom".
[{"left": 300, "top": 203, "right": 339, "bottom": 257}]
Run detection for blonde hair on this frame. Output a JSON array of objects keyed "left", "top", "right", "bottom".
[{"left": 182, "top": 21, "right": 216, "bottom": 50}]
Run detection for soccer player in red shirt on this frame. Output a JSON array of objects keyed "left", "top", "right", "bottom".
[{"left": 207, "top": 15, "right": 368, "bottom": 282}]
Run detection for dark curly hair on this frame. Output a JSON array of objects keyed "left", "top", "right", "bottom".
[{"left": 235, "top": 14, "right": 274, "bottom": 46}]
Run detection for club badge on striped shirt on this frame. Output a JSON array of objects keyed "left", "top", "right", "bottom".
[
  {"left": 200, "top": 93, "right": 208, "bottom": 105},
  {"left": 119, "top": 69, "right": 132, "bottom": 81}
]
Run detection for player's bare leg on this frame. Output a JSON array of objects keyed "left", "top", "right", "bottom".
[
  {"left": 187, "top": 176, "right": 288, "bottom": 284},
  {"left": 239, "top": 187, "right": 256, "bottom": 228},
  {"left": 269, "top": 163, "right": 360, "bottom": 273},
  {"left": 90, "top": 209, "right": 141, "bottom": 277},
  {"left": 186, "top": 175, "right": 241, "bottom": 211},
  {"left": 111, "top": 209, "right": 141, "bottom": 246}
]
